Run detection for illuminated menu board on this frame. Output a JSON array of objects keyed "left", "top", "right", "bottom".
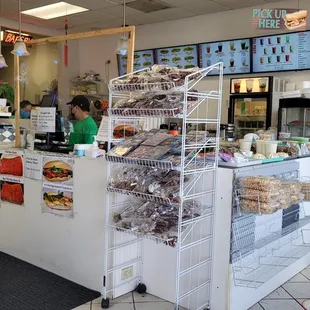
[
  {"left": 117, "top": 50, "right": 155, "bottom": 76},
  {"left": 199, "top": 39, "right": 251, "bottom": 75},
  {"left": 252, "top": 31, "right": 310, "bottom": 73},
  {"left": 155, "top": 45, "right": 198, "bottom": 69}
]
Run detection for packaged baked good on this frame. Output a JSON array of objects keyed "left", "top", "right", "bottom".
[
  {"left": 126, "top": 145, "right": 170, "bottom": 159},
  {"left": 239, "top": 188, "right": 280, "bottom": 203},
  {"left": 239, "top": 176, "right": 281, "bottom": 192},
  {"left": 300, "top": 178, "right": 310, "bottom": 201},
  {"left": 240, "top": 198, "right": 280, "bottom": 214},
  {"left": 142, "top": 132, "right": 171, "bottom": 146}
]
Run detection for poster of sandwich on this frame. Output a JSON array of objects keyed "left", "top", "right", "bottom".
[
  {"left": 41, "top": 156, "right": 74, "bottom": 218},
  {"left": 0, "top": 149, "right": 24, "bottom": 206}
]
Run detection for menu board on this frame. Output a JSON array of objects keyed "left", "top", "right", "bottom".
[
  {"left": 199, "top": 39, "right": 251, "bottom": 75},
  {"left": 117, "top": 50, "right": 155, "bottom": 76},
  {"left": 155, "top": 45, "right": 198, "bottom": 69},
  {"left": 252, "top": 31, "right": 310, "bottom": 72}
]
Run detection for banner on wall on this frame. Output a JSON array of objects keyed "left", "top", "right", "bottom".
[
  {"left": 252, "top": 9, "right": 307, "bottom": 31},
  {"left": 41, "top": 156, "right": 74, "bottom": 218},
  {"left": 0, "top": 149, "right": 24, "bottom": 206}
]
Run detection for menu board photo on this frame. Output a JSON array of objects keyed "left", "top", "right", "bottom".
[
  {"left": 117, "top": 50, "right": 155, "bottom": 76},
  {"left": 199, "top": 39, "right": 251, "bottom": 75},
  {"left": 252, "top": 31, "right": 310, "bottom": 73},
  {"left": 155, "top": 45, "right": 198, "bottom": 69}
]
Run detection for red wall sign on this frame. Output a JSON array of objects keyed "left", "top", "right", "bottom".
[{"left": 3, "top": 32, "right": 33, "bottom": 44}]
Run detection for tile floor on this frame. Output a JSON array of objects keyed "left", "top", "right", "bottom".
[{"left": 73, "top": 266, "right": 310, "bottom": 310}]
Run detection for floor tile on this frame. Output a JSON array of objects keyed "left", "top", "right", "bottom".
[
  {"left": 260, "top": 299, "right": 304, "bottom": 310},
  {"left": 264, "top": 287, "right": 291, "bottom": 299},
  {"left": 133, "top": 292, "right": 165, "bottom": 303},
  {"left": 301, "top": 268, "right": 310, "bottom": 280},
  {"left": 135, "top": 302, "right": 184, "bottom": 310},
  {"left": 71, "top": 305, "right": 91, "bottom": 310},
  {"left": 92, "top": 293, "right": 133, "bottom": 304},
  {"left": 283, "top": 282, "right": 310, "bottom": 299},
  {"left": 248, "top": 304, "right": 263, "bottom": 310},
  {"left": 288, "top": 273, "right": 310, "bottom": 282},
  {"left": 92, "top": 302, "right": 134, "bottom": 310}
]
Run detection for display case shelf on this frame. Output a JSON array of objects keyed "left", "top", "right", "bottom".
[{"left": 107, "top": 187, "right": 174, "bottom": 205}]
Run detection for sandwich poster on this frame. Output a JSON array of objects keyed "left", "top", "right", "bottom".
[
  {"left": 252, "top": 9, "right": 307, "bottom": 31},
  {"left": 0, "top": 149, "right": 24, "bottom": 206},
  {"left": 41, "top": 156, "right": 74, "bottom": 218}
]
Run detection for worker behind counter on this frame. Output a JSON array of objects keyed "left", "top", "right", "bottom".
[
  {"left": 67, "top": 95, "right": 98, "bottom": 145},
  {"left": 11, "top": 100, "right": 32, "bottom": 119}
]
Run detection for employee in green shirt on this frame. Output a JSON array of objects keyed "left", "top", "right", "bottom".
[{"left": 68, "top": 95, "right": 98, "bottom": 145}]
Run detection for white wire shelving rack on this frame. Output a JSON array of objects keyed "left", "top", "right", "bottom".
[
  {"left": 231, "top": 171, "right": 310, "bottom": 289},
  {"left": 102, "top": 63, "right": 223, "bottom": 310}
]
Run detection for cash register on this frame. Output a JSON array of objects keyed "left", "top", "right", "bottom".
[{"left": 34, "top": 95, "right": 73, "bottom": 153}]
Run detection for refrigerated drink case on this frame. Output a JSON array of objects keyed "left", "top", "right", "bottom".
[
  {"left": 278, "top": 98, "right": 310, "bottom": 138},
  {"left": 229, "top": 76, "right": 287, "bottom": 139},
  {"left": 232, "top": 97, "right": 268, "bottom": 139}
]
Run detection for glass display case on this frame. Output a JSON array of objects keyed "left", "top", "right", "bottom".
[{"left": 278, "top": 98, "right": 310, "bottom": 138}]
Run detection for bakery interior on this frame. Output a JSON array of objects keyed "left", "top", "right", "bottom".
[{"left": 1, "top": 1, "right": 310, "bottom": 310}]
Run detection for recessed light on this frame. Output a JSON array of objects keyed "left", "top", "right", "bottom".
[{"left": 22, "top": 2, "right": 89, "bottom": 20}]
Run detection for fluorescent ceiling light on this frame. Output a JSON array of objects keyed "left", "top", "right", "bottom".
[{"left": 22, "top": 2, "right": 89, "bottom": 20}]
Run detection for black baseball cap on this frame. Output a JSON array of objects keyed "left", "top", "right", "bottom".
[{"left": 67, "top": 95, "right": 90, "bottom": 112}]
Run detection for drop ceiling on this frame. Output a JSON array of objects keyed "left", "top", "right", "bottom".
[{"left": 0, "top": 0, "right": 285, "bottom": 33}]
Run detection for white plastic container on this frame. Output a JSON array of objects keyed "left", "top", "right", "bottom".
[
  {"left": 85, "top": 137, "right": 105, "bottom": 158},
  {"left": 75, "top": 144, "right": 90, "bottom": 157},
  {"left": 265, "top": 141, "right": 278, "bottom": 156},
  {"left": 256, "top": 140, "right": 265, "bottom": 155},
  {"left": 239, "top": 139, "right": 252, "bottom": 151}
]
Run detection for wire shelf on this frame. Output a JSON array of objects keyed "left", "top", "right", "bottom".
[
  {"left": 109, "top": 225, "right": 177, "bottom": 247},
  {"left": 109, "top": 82, "right": 181, "bottom": 93},
  {"left": 232, "top": 228, "right": 310, "bottom": 288},
  {"left": 107, "top": 187, "right": 173, "bottom": 205}
]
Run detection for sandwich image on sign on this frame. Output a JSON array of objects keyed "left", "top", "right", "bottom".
[
  {"left": 284, "top": 10, "right": 307, "bottom": 30},
  {"left": 43, "top": 190, "right": 73, "bottom": 211},
  {"left": 43, "top": 160, "right": 73, "bottom": 183}
]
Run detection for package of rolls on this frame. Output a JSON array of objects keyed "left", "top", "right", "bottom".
[
  {"left": 238, "top": 176, "right": 281, "bottom": 214},
  {"left": 299, "top": 177, "right": 310, "bottom": 201},
  {"left": 238, "top": 175, "right": 305, "bottom": 214}
]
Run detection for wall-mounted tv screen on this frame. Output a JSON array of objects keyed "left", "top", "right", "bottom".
[
  {"left": 155, "top": 45, "right": 199, "bottom": 69},
  {"left": 252, "top": 31, "right": 310, "bottom": 73},
  {"left": 117, "top": 50, "right": 155, "bottom": 76},
  {"left": 199, "top": 38, "right": 251, "bottom": 75}
]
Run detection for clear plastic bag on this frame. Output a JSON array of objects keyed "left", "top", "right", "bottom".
[{"left": 239, "top": 176, "right": 281, "bottom": 192}]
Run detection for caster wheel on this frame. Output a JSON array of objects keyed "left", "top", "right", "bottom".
[
  {"left": 101, "top": 298, "right": 110, "bottom": 309},
  {"left": 136, "top": 283, "right": 147, "bottom": 294}
]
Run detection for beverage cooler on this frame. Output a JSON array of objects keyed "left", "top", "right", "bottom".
[
  {"left": 278, "top": 97, "right": 310, "bottom": 138},
  {"left": 228, "top": 76, "right": 286, "bottom": 139}
]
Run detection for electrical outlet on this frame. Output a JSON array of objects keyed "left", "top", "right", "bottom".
[{"left": 121, "top": 266, "right": 133, "bottom": 281}]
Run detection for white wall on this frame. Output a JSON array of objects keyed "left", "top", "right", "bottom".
[{"left": 75, "top": 0, "right": 310, "bottom": 123}]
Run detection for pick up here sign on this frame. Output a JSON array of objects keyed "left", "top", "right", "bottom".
[{"left": 252, "top": 9, "right": 307, "bottom": 30}]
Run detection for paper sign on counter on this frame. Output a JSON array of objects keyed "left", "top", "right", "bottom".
[
  {"left": 24, "top": 153, "right": 42, "bottom": 180},
  {"left": 97, "top": 116, "right": 109, "bottom": 142},
  {"left": 36, "top": 108, "right": 56, "bottom": 133}
]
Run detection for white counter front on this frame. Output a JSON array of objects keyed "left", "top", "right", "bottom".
[{"left": 0, "top": 156, "right": 106, "bottom": 293}]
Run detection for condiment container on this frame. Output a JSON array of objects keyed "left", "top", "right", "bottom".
[
  {"left": 239, "top": 139, "right": 252, "bottom": 151},
  {"left": 75, "top": 144, "right": 90, "bottom": 157}
]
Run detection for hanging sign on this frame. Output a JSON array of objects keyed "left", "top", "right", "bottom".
[
  {"left": 252, "top": 9, "right": 307, "bottom": 30},
  {"left": 3, "top": 31, "right": 33, "bottom": 44}
]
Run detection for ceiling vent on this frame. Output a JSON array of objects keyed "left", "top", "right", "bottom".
[{"left": 126, "top": 0, "right": 172, "bottom": 13}]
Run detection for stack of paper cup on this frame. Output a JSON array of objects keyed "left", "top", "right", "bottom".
[
  {"left": 239, "top": 139, "right": 252, "bottom": 151},
  {"left": 265, "top": 141, "right": 278, "bottom": 156}
]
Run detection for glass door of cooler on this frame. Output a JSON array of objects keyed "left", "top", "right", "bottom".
[
  {"left": 233, "top": 97, "right": 267, "bottom": 139},
  {"left": 281, "top": 108, "right": 305, "bottom": 137}
]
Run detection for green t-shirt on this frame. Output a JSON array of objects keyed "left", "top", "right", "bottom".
[{"left": 69, "top": 116, "right": 98, "bottom": 145}]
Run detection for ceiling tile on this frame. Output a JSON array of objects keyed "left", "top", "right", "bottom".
[
  {"left": 149, "top": 7, "right": 196, "bottom": 20},
  {"left": 98, "top": 5, "right": 142, "bottom": 18},
  {"left": 181, "top": 0, "right": 229, "bottom": 15},
  {"left": 65, "top": 0, "right": 118, "bottom": 10},
  {"left": 161, "top": 0, "right": 207, "bottom": 7},
  {"left": 213, "top": 0, "right": 267, "bottom": 9},
  {"left": 73, "top": 11, "right": 119, "bottom": 23},
  {"left": 109, "top": 0, "right": 137, "bottom": 3}
]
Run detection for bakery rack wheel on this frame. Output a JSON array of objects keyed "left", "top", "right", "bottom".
[
  {"left": 101, "top": 298, "right": 110, "bottom": 309},
  {"left": 136, "top": 283, "right": 147, "bottom": 294}
]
